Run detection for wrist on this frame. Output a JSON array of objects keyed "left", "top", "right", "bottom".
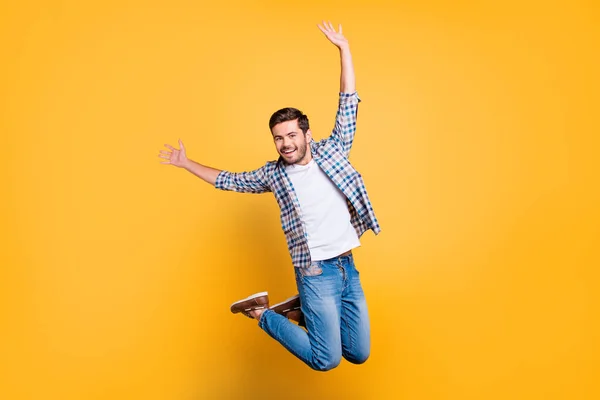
[
  {"left": 182, "top": 158, "right": 193, "bottom": 170},
  {"left": 339, "top": 44, "right": 350, "bottom": 53}
]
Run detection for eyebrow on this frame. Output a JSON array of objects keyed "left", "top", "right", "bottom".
[{"left": 273, "top": 131, "right": 298, "bottom": 138}]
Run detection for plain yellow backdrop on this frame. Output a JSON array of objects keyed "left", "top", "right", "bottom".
[{"left": 1, "top": 0, "right": 598, "bottom": 399}]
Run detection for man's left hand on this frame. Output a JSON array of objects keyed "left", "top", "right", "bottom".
[{"left": 318, "top": 21, "right": 349, "bottom": 50}]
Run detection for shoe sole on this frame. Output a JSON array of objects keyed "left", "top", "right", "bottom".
[
  {"left": 270, "top": 295, "right": 301, "bottom": 313},
  {"left": 230, "top": 291, "right": 268, "bottom": 308}
]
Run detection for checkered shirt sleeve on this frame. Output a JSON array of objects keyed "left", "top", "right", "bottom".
[
  {"left": 330, "top": 92, "right": 361, "bottom": 157},
  {"left": 214, "top": 165, "right": 271, "bottom": 194}
]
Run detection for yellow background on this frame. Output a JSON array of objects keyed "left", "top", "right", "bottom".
[{"left": 1, "top": 1, "right": 598, "bottom": 399}]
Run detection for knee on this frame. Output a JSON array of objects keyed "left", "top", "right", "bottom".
[
  {"left": 343, "top": 348, "right": 370, "bottom": 365},
  {"left": 311, "top": 356, "right": 341, "bottom": 372}
]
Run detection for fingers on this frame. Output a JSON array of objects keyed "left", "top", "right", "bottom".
[
  {"left": 164, "top": 141, "right": 185, "bottom": 153},
  {"left": 319, "top": 21, "right": 331, "bottom": 36},
  {"left": 159, "top": 142, "right": 184, "bottom": 165},
  {"left": 159, "top": 146, "right": 176, "bottom": 164},
  {"left": 160, "top": 148, "right": 175, "bottom": 157},
  {"left": 319, "top": 20, "right": 334, "bottom": 32},
  {"left": 318, "top": 20, "right": 341, "bottom": 34}
]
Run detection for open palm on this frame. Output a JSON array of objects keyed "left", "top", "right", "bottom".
[
  {"left": 159, "top": 139, "right": 188, "bottom": 168},
  {"left": 318, "top": 21, "right": 349, "bottom": 49}
]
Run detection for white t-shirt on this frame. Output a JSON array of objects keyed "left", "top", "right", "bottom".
[{"left": 285, "top": 159, "right": 360, "bottom": 261}]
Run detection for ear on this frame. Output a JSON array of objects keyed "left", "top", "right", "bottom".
[{"left": 305, "top": 129, "right": 313, "bottom": 142}]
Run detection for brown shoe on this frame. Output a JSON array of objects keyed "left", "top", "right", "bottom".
[
  {"left": 271, "top": 295, "right": 306, "bottom": 327},
  {"left": 230, "top": 291, "right": 269, "bottom": 318},
  {"left": 270, "top": 295, "right": 301, "bottom": 316}
]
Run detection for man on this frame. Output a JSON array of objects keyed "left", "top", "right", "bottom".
[{"left": 159, "top": 21, "right": 380, "bottom": 371}]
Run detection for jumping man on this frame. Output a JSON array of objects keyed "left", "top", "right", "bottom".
[{"left": 159, "top": 21, "right": 381, "bottom": 371}]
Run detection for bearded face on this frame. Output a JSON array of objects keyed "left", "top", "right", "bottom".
[{"left": 271, "top": 119, "right": 313, "bottom": 165}]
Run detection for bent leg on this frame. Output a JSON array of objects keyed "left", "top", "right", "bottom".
[
  {"left": 340, "top": 257, "right": 371, "bottom": 364},
  {"left": 259, "top": 261, "right": 344, "bottom": 371}
]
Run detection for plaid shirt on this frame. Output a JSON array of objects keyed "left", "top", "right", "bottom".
[{"left": 215, "top": 92, "right": 381, "bottom": 269}]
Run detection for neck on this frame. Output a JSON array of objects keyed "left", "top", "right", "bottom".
[{"left": 294, "top": 151, "right": 313, "bottom": 166}]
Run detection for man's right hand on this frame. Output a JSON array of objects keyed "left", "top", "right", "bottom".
[
  {"left": 159, "top": 139, "right": 189, "bottom": 168},
  {"left": 159, "top": 139, "right": 222, "bottom": 186}
]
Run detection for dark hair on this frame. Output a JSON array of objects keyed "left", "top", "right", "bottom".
[{"left": 269, "top": 108, "right": 310, "bottom": 134}]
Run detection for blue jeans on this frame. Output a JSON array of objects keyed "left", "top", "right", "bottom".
[{"left": 258, "top": 253, "right": 371, "bottom": 371}]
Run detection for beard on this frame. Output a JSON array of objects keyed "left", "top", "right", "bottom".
[{"left": 281, "top": 141, "right": 308, "bottom": 164}]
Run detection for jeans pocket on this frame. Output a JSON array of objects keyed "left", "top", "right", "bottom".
[{"left": 299, "top": 261, "right": 323, "bottom": 277}]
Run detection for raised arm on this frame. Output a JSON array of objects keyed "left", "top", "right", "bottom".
[
  {"left": 318, "top": 21, "right": 355, "bottom": 93},
  {"left": 159, "top": 140, "right": 270, "bottom": 193},
  {"left": 318, "top": 22, "right": 361, "bottom": 157}
]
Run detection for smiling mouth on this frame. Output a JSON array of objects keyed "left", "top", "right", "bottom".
[{"left": 282, "top": 149, "right": 296, "bottom": 156}]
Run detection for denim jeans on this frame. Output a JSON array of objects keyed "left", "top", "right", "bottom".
[{"left": 258, "top": 253, "right": 370, "bottom": 371}]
